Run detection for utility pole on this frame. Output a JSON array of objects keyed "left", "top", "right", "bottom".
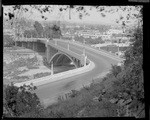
[
  {"left": 68, "top": 41, "right": 69, "bottom": 50},
  {"left": 83, "top": 48, "right": 85, "bottom": 55},
  {"left": 55, "top": 39, "right": 57, "bottom": 45},
  {"left": 51, "top": 61, "right": 54, "bottom": 75}
]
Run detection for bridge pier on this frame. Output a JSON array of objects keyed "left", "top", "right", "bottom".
[
  {"left": 46, "top": 43, "right": 58, "bottom": 63},
  {"left": 27, "top": 42, "right": 30, "bottom": 49},
  {"left": 25, "top": 42, "right": 28, "bottom": 48},
  {"left": 31, "top": 42, "right": 34, "bottom": 50},
  {"left": 33, "top": 42, "right": 36, "bottom": 51},
  {"left": 77, "top": 60, "right": 81, "bottom": 67},
  {"left": 20, "top": 41, "right": 23, "bottom": 47},
  {"left": 22, "top": 42, "right": 25, "bottom": 48}
]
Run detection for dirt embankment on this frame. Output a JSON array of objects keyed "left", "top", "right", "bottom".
[{"left": 3, "top": 47, "right": 52, "bottom": 85}]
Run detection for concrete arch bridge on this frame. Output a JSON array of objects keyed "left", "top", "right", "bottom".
[{"left": 14, "top": 37, "right": 88, "bottom": 74}]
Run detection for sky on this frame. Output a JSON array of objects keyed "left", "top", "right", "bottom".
[{"left": 3, "top": 5, "right": 142, "bottom": 26}]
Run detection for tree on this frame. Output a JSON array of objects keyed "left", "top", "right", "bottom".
[
  {"left": 43, "top": 24, "right": 62, "bottom": 39},
  {"left": 3, "top": 83, "right": 42, "bottom": 117},
  {"left": 112, "top": 26, "right": 144, "bottom": 117},
  {"left": 52, "top": 24, "right": 62, "bottom": 39},
  {"left": 4, "top": 5, "right": 29, "bottom": 40},
  {"left": 111, "top": 65, "right": 122, "bottom": 77},
  {"left": 34, "top": 21, "right": 44, "bottom": 38},
  {"left": 124, "top": 27, "right": 143, "bottom": 67},
  {"left": 23, "top": 29, "right": 38, "bottom": 38},
  {"left": 3, "top": 35, "right": 15, "bottom": 47},
  {"left": 43, "top": 25, "right": 53, "bottom": 39}
]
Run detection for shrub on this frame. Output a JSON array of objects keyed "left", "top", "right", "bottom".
[
  {"left": 3, "top": 35, "right": 15, "bottom": 47},
  {"left": 43, "top": 57, "right": 50, "bottom": 68},
  {"left": 3, "top": 83, "right": 42, "bottom": 117},
  {"left": 69, "top": 90, "right": 79, "bottom": 98},
  {"left": 111, "top": 65, "right": 122, "bottom": 77}
]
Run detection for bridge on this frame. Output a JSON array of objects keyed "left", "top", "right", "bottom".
[
  {"left": 14, "top": 37, "right": 89, "bottom": 75},
  {"left": 14, "top": 36, "right": 124, "bottom": 106}
]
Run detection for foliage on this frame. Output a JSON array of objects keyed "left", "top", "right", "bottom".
[
  {"left": 34, "top": 21, "right": 44, "bottom": 38},
  {"left": 112, "top": 27, "right": 144, "bottom": 117},
  {"left": 3, "top": 83, "right": 42, "bottom": 117},
  {"left": 43, "top": 25, "right": 53, "bottom": 39},
  {"left": 124, "top": 28, "right": 143, "bottom": 67},
  {"left": 23, "top": 29, "right": 38, "bottom": 38},
  {"left": 43, "top": 24, "right": 62, "bottom": 39},
  {"left": 52, "top": 25, "right": 62, "bottom": 39},
  {"left": 111, "top": 65, "right": 122, "bottom": 77},
  {"left": 69, "top": 90, "right": 79, "bottom": 98},
  {"left": 43, "top": 56, "right": 50, "bottom": 68},
  {"left": 3, "top": 35, "right": 15, "bottom": 47}
]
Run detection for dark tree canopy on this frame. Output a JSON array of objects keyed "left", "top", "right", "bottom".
[
  {"left": 3, "top": 83, "right": 42, "bottom": 117},
  {"left": 34, "top": 21, "right": 44, "bottom": 38},
  {"left": 43, "top": 24, "right": 62, "bottom": 39}
]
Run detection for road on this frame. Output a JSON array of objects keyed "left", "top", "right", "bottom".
[{"left": 34, "top": 40, "right": 121, "bottom": 107}]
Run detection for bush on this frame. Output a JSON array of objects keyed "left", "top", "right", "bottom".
[
  {"left": 111, "top": 27, "right": 144, "bottom": 117},
  {"left": 69, "top": 90, "right": 79, "bottom": 98},
  {"left": 111, "top": 65, "right": 122, "bottom": 77},
  {"left": 23, "top": 29, "right": 38, "bottom": 38},
  {"left": 3, "top": 35, "right": 15, "bottom": 47},
  {"left": 43, "top": 57, "right": 50, "bottom": 68},
  {"left": 3, "top": 83, "right": 42, "bottom": 117}
]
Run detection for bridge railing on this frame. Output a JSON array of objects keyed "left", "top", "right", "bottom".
[{"left": 47, "top": 40, "right": 83, "bottom": 60}]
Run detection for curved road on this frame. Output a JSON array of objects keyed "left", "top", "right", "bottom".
[{"left": 34, "top": 40, "right": 121, "bottom": 107}]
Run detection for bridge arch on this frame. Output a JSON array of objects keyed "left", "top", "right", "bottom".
[{"left": 49, "top": 52, "right": 78, "bottom": 68}]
